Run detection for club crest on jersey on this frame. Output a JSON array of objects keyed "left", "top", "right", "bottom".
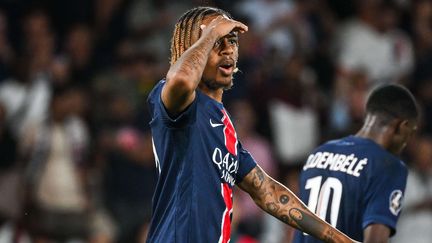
[{"left": 389, "top": 190, "right": 403, "bottom": 216}]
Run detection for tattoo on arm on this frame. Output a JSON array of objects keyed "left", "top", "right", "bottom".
[
  {"left": 265, "top": 202, "right": 280, "bottom": 214},
  {"left": 289, "top": 208, "right": 340, "bottom": 243},
  {"left": 279, "top": 195, "right": 289, "bottom": 204},
  {"left": 251, "top": 167, "right": 265, "bottom": 189},
  {"left": 178, "top": 47, "right": 207, "bottom": 75},
  {"left": 176, "top": 34, "right": 216, "bottom": 85},
  {"left": 240, "top": 166, "right": 353, "bottom": 243}
]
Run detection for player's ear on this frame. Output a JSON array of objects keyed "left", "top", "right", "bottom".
[
  {"left": 395, "top": 119, "right": 410, "bottom": 135},
  {"left": 391, "top": 119, "right": 415, "bottom": 146},
  {"left": 387, "top": 118, "right": 404, "bottom": 137}
]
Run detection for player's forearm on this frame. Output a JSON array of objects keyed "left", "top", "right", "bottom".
[
  {"left": 240, "top": 166, "right": 355, "bottom": 243},
  {"left": 166, "top": 32, "right": 217, "bottom": 91},
  {"left": 261, "top": 179, "right": 354, "bottom": 242},
  {"left": 162, "top": 32, "right": 218, "bottom": 115}
]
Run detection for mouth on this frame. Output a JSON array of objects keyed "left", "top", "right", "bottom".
[{"left": 218, "top": 60, "right": 235, "bottom": 76}]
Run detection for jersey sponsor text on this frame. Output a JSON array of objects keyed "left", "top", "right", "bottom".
[{"left": 212, "top": 147, "right": 239, "bottom": 186}]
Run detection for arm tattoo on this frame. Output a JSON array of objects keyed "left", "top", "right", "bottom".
[
  {"left": 279, "top": 195, "right": 289, "bottom": 204},
  {"left": 242, "top": 166, "right": 352, "bottom": 243},
  {"left": 280, "top": 214, "right": 292, "bottom": 224},
  {"left": 265, "top": 202, "right": 280, "bottom": 214},
  {"left": 289, "top": 208, "right": 338, "bottom": 243},
  {"left": 178, "top": 47, "right": 207, "bottom": 76},
  {"left": 176, "top": 34, "right": 216, "bottom": 85},
  {"left": 251, "top": 167, "right": 265, "bottom": 189}
]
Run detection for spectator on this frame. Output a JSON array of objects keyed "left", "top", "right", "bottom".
[
  {"left": 229, "top": 99, "right": 277, "bottom": 241},
  {"left": 334, "top": 0, "right": 413, "bottom": 85},
  {"left": 64, "top": 23, "right": 96, "bottom": 88},
  {"left": 0, "top": 10, "right": 14, "bottom": 82},
  {"left": 393, "top": 136, "right": 432, "bottom": 243},
  {"left": 331, "top": 0, "right": 414, "bottom": 137},
  {"left": 97, "top": 95, "right": 156, "bottom": 243},
  {"left": 22, "top": 85, "right": 91, "bottom": 242}
]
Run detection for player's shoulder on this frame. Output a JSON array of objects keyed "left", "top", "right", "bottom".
[
  {"left": 317, "top": 135, "right": 357, "bottom": 150},
  {"left": 374, "top": 149, "right": 407, "bottom": 172},
  {"left": 148, "top": 79, "right": 166, "bottom": 99},
  {"left": 319, "top": 135, "right": 407, "bottom": 169},
  {"left": 147, "top": 79, "right": 211, "bottom": 106},
  {"left": 362, "top": 141, "right": 407, "bottom": 175},
  {"left": 146, "top": 79, "right": 167, "bottom": 118}
]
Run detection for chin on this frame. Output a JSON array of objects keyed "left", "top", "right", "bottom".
[
  {"left": 218, "top": 74, "right": 235, "bottom": 86},
  {"left": 223, "top": 80, "right": 234, "bottom": 90},
  {"left": 219, "top": 79, "right": 233, "bottom": 90},
  {"left": 203, "top": 77, "right": 233, "bottom": 90}
]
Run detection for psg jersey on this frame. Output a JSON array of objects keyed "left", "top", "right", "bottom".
[
  {"left": 146, "top": 80, "right": 257, "bottom": 243},
  {"left": 293, "top": 135, "right": 407, "bottom": 242}
]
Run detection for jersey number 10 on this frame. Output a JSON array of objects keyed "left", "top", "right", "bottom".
[{"left": 305, "top": 176, "right": 343, "bottom": 227}]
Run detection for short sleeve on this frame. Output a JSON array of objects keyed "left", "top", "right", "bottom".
[
  {"left": 235, "top": 141, "right": 257, "bottom": 184},
  {"left": 362, "top": 157, "right": 408, "bottom": 236},
  {"left": 147, "top": 80, "right": 197, "bottom": 129}
]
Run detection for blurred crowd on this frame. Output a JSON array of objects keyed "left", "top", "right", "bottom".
[{"left": 0, "top": 0, "right": 431, "bottom": 242}]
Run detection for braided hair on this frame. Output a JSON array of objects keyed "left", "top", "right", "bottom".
[{"left": 169, "top": 6, "right": 231, "bottom": 65}]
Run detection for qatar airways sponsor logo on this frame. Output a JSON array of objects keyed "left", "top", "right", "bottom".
[{"left": 212, "top": 147, "right": 239, "bottom": 186}]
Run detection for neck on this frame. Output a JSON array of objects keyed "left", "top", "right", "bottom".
[
  {"left": 355, "top": 126, "right": 387, "bottom": 147},
  {"left": 355, "top": 114, "right": 391, "bottom": 150},
  {"left": 198, "top": 84, "right": 224, "bottom": 103}
]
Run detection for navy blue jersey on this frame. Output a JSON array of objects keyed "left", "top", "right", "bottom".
[
  {"left": 293, "top": 135, "right": 407, "bottom": 242},
  {"left": 146, "top": 80, "right": 257, "bottom": 243}
]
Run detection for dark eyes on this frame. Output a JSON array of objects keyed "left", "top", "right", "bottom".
[
  {"left": 228, "top": 38, "right": 238, "bottom": 45},
  {"left": 214, "top": 37, "right": 238, "bottom": 48}
]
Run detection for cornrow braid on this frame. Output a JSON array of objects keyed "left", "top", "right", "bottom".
[
  {"left": 184, "top": 10, "right": 201, "bottom": 51},
  {"left": 169, "top": 6, "right": 231, "bottom": 65},
  {"left": 177, "top": 9, "right": 195, "bottom": 63},
  {"left": 190, "top": 12, "right": 202, "bottom": 49},
  {"left": 170, "top": 23, "right": 181, "bottom": 65}
]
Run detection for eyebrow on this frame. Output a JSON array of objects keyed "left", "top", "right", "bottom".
[
  {"left": 215, "top": 31, "right": 238, "bottom": 45},
  {"left": 216, "top": 32, "right": 238, "bottom": 44},
  {"left": 226, "top": 31, "right": 238, "bottom": 38}
]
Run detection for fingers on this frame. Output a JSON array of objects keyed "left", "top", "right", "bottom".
[
  {"left": 220, "top": 15, "right": 248, "bottom": 33},
  {"left": 233, "top": 21, "right": 248, "bottom": 33},
  {"left": 201, "top": 15, "right": 248, "bottom": 34},
  {"left": 225, "top": 17, "right": 248, "bottom": 33}
]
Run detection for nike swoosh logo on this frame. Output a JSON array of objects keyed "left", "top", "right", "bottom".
[{"left": 210, "top": 119, "right": 224, "bottom": 128}]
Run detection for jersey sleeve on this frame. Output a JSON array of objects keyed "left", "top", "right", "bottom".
[
  {"left": 147, "top": 80, "right": 197, "bottom": 128},
  {"left": 235, "top": 141, "right": 257, "bottom": 184},
  {"left": 362, "top": 155, "right": 408, "bottom": 236}
]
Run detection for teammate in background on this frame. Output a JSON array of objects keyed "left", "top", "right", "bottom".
[
  {"left": 294, "top": 84, "right": 419, "bottom": 243},
  {"left": 146, "top": 6, "right": 358, "bottom": 243}
]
